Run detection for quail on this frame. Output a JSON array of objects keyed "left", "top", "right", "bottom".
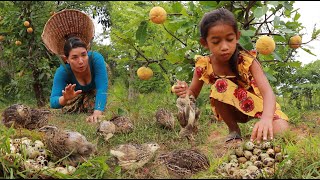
[
  {"left": 176, "top": 95, "right": 200, "bottom": 147},
  {"left": 25, "top": 108, "right": 51, "bottom": 130},
  {"left": 39, "top": 125, "right": 97, "bottom": 166},
  {"left": 110, "top": 142, "right": 160, "bottom": 170},
  {"left": 155, "top": 108, "right": 175, "bottom": 130},
  {"left": 158, "top": 149, "right": 210, "bottom": 178},
  {"left": 2, "top": 104, "right": 50, "bottom": 130},
  {"left": 2, "top": 104, "right": 31, "bottom": 129},
  {"left": 97, "top": 120, "right": 116, "bottom": 141},
  {"left": 97, "top": 115, "right": 133, "bottom": 141}
]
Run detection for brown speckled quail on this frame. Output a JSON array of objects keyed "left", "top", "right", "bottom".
[
  {"left": 176, "top": 95, "right": 200, "bottom": 147},
  {"left": 2, "top": 104, "right": 32, "bottom": 129},
  {"left": 109, "top": 115, "right": 134, "bottom": 133},
  {"left": 39, "top": 125, "right": 97, "bottom": 166},
  {"left": 2, "top": 104, "right": 50, "bottom": 130},
  {"left": 155, "top": 108, "right": 175, "bottom": 130},
  {"left": 158, "top": 149, "right": 210, "bottom": 178},
  {"left": 25, "top": 108, "right": 51, "bottom": 130},
  {"left": 110, "top": 142, "right": 160, "bottom": 170},
  {"left": 97, "top": 115, "right": 134, "bottom": 141}
]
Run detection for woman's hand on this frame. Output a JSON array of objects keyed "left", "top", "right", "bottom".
[
  {"left": 62, "top": 84, "right": 82, "bottom": 101},
  {"left": 172, "top": 80, "right": 189, "bottom": 98},
  {"left": 250, "top": 117, "right": 273, "bottom": 143},
  {"left": 86, "top": 110, "right": 103, "bottom": 123}
]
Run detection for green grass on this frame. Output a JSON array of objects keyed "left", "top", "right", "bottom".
[{"left": 0, "top": 79, "right": 320, "bottom": 179}]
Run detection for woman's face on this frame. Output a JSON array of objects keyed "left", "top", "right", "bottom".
[
  {"left": 67, "top": 47, "right": 89, "bottom": 73},
  {"left": 201, "top": 23, "right": 240, "bottom": 63}
]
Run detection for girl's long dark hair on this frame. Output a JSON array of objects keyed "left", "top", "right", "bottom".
[{"left": 199, "top": 8, "right": 249, "bottom": 79}]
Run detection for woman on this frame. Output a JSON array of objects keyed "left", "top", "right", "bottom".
[
  {"left": 42, "top": 9, "right": 108, "bottom": 123},
  {"left": 50, "top": 36, "right": 108, "bottom": 123}
]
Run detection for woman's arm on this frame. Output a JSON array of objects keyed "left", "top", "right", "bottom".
[
  {"left": 91, "top": 51, "right": 108, "bottom": 111},
  {"left": 86, "top": 51, "right": 108, "bottom": 123},
  {"left": 249, "top": 59, "right": 276, "bottom": 142},
  {"left": 50, "top": 66, "right": 69, "bottom": 108}
]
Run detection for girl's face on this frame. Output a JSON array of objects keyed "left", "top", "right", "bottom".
[
  {"left": 201, "top": 23, "right": 240, "bottom": 63},
  {"left": 67, "top": 47, "right": 89, "bottom": 74}
]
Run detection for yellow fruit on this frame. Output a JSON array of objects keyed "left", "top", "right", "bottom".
[
  {"left": 137, "top": 66, "right": 153, "bottom": 80},
  {"left": 0, "top": 35, "right": 5, "bottom": 42},
  {"left": 255, "top": 35, "right": 276, "bottom": 55},
  {"left": 15, "top": 40, "right": 22, "bottom": 46},
  {"left": 289, "top": 35, "right": 302, "bottom": 49},
  {"left": 149, "top": 6, "right": 167, "bottom": 24},
  {"left": 23, "top": 21, "right": 30, "bottom": 27},
  {"left": 27, "top": 27, "right": 33, "bottom": 34},
  {"left": 171, "top": 85, "right": 176, "bottom": 93}
]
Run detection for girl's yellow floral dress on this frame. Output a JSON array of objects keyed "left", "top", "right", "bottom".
[{"left": 195, "top": 50, "right": 288, "bottom": 122}]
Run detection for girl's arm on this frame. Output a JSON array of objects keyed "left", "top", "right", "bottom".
[
  {"left": 174, "top": 70, "right": 204, "bottom": 98},
  {"left": 249, "top": 59, "right": 276, "bottom": 142}
]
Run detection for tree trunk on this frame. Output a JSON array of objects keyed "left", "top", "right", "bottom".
[
  {"left": 32, "top": 70, "right": 46, "bottom": 107},
  {"left": 128, "top": 63, "right": 137, "bottom": 100}
]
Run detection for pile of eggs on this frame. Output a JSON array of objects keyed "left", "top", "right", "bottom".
[
  {"left": 217, "top": 141, "right": 292, "bottom": 179},
  {"left": 2, "top": 137, "right": 76, "bottom": 177}
]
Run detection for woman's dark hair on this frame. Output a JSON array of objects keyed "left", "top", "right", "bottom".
[
  {"left": 64, "top": 36, "right": 87, "bottom": 57},
  {"left": 199, "top": 8, "right": 243, "bottom": 79}
]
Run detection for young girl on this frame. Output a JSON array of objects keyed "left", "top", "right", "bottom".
[{"left": 172, "top": 8, "right": 289, "bottom": 143}]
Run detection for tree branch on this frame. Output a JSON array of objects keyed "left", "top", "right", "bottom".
[{"left": 162, "top": 24, "right": 187, "bottom": 47}]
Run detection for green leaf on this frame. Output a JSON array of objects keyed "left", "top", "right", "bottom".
[
  {"left": 240, "top": 30, "right": 255, "bottom": 37},
  {"left": 294, "top": 12, "right": 301, "bottom": 21},
  {"left": 199, "top": 1, "right": 218, "bottom": 8},
  {"left": 287, "top": 61, "right": 302, "bottom": 68},
  {"left": 172, "top": 2, "right": 183, "bottom": 13},
  {"left": 239, "top": 36, "right": 254, "bottom": 50},
  {"left": 264, "top": 72, "right": 277, "bottom": 82},
  {"left": 117, "top": 108, "right": 126, "bottom": 115},
  {"left": 301, "top": 47, "right": 316, "bottom": 56},
  {"left": 272, "top": 51, "right": 282, "bottom": 61},
  {"left": 269, "top": 1, "right": 279, "bottom": 7},
  {"left": 165, "top": 49, "right": 185, "bottom": 64},
  {"left": 136, "top": 20, "right": 148, "bottom": 45},
  {"left": 311, "top": 26, "right": 320, "bottom": 39},
  {"left": 253, "top": 6, "right": 268, "bottom": 19},
  {"left": 274, "top": 16, "right": 280, "bottom": 27}
]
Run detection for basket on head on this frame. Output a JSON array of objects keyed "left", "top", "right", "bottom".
[{"left": 41, "top": 9, "right": 95, "bottom": 57}]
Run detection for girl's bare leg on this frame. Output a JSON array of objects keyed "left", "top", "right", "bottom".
[{"left": 212, "top": 99, "right": 249, "bottom": 137}]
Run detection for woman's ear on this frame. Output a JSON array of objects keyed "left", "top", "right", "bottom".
[
  {"left": 200, "top": 38, "right": 208, "bottom": 49},
  {"left": 61, "top": 55, "right": 67, "bottom": 63}
]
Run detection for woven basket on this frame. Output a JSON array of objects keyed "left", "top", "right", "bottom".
[{"left": 41, "top": 9, "right": 95, "bottom": 56}]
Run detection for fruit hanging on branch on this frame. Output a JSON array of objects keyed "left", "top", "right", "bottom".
[
  {"left": 137, "top": 66, "right": 153, "bottom": 80},
  {"left": 289, "top": 35, "right": 302, "bottom": 49},
  {"left": 149, "top": 6, "right": 167, "bottom": 24},
  {"left": 27, "top": 27, "right": 33, "bottom": 34},
  {"left": 255, "top": 35, "right": 275, "bottom": 55},
  {"left": 23, "top": 21, "right": 30, "bottom": 27},
  {"left": 0, "top": 35, "right": 5, "bottom": 42},
  {"left": 15, "top": 40, "right": 22, "bottom": 46}
]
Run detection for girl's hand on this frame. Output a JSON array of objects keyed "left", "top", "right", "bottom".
[
  {"left": 86, "top": 110, "right": 103, "bottom": 123},
  {"left": 62, "top": 84, "right": 82, "bottom": 101},
  {"left": 250, "top": 118, "right": 273, "bottom": 143},
  {"left": 172, "top": 80, "right": 188, "bottom": 98}
]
